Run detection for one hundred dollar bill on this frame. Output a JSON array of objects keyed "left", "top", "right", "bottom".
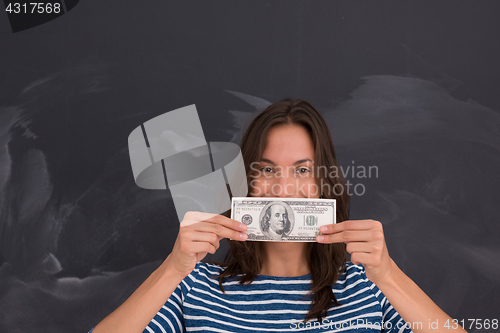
[{"left": 231, "top": 197, "right": 336, "bottom": 242}]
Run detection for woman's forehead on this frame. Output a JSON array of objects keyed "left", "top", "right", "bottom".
[{"left": 262, "top": 124, "right": 314, "bottom": 162}]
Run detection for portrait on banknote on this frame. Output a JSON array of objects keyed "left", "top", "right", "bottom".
[{"left": 259, "top": 202, "right": 295, "bottom": 240}]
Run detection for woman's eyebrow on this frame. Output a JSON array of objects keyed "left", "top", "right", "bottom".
[{"left": 260, "top": 158, "right": 313, "bottom": 165}]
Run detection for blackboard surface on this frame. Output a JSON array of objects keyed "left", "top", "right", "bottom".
[{"left": 0, "top": 1, "right": 499, "bottom": 332}]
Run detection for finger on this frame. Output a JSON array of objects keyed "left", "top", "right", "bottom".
[
  {"left": 178, "top": 233, "right": 218, "bottom": 255},
  {"left": 317, "top": 230, "right": 381, "bottom": 244},
  {"left": 203, "top": 214, "right": 248, "bottom": 231},
  {"left": 184, "top": 230, "right": 221, "bottom": 250},
  {"left": 181, "top": 211, "right": 247, "bottom": 232},
  {"left": 350, "top": 252, "right": 382, "bottom": 267},
  {"left": 185, "top": 241, "right": 218, "bottom": 255},
  {"left": 187, "top": 221, "right": 248, "bottom": 241},
  {"left": 181, "top": 211, "right": 218, "bottom": 227},
  {"left": 345, "top": 242, "right": 374, "bottom": 254},
  {"left": 319, "top": 220, "right": 382, "bottom": 234}
]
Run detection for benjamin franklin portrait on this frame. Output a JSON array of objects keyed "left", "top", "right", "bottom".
[{"left": 259, "top": 202, "right": 293, "bottom": 240}]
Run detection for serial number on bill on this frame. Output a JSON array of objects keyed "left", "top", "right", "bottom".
[{"left": 6, "top": 3, "right": 62, "bottom": 14}]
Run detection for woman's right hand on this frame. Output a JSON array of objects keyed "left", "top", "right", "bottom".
[
  {"left": 92, "top": 211, "right": 247, "bottom": 333},
  {"left": 167, "top": 211, "right": 248, "bottom": 278}
]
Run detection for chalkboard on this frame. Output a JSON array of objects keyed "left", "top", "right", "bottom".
[{"left": 0, "top": 1, "right": 499, "bottom": 332}]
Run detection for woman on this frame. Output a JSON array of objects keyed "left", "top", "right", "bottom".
[{"left": 91, "top": 99, "right": 465, "bottom": 332}]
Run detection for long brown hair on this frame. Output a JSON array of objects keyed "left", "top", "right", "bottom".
[{"left": 216, "top": 98, "right": 350, "bottom": 322}]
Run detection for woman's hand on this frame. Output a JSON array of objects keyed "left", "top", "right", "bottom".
[
  {"left": 316, "top": 219, "right": 394, "bottom": 284},
  {"left": 92, "top": 212, "right": 247, "bottom": 333},
  {"left": 317, "top": 220, "right": 467, "bottom": 332},
  {"left": 168, "top": 211, "right": 248, "bottom": 279}
]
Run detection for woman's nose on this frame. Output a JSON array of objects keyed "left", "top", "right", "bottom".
[{"left": 276, "top": 170, "right": 295, "bottom": 197}]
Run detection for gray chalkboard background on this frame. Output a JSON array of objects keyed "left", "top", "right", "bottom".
[{"left": 1, "top": 1, "right": 499, "bottom": 332}]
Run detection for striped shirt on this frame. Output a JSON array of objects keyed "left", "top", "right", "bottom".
[{"left": 143, "top": 262, "right": 413, "bottom": 333}]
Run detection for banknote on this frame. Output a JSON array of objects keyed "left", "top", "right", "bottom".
[{"left": 231, "top": 197, "right": 336, "bottom": 242}]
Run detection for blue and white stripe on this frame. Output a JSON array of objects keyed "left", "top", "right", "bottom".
[{"left": 145, "top": 262, "right": 413, "bottom": 333}]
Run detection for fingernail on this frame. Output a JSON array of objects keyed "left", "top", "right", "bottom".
[
  {"left": 240, "top": 233, "right": 248, "bottom": 240},
  {"left": 320, "top": 226, "right": 327, "bottom": 232},
  {"left": 317, "top": 235, "right": 324, "bottom": 242},
  {"left": 239, "top": 223, "right": 247, "bottom": 231}
]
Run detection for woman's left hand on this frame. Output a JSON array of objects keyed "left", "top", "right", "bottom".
[
  {"left": 316, "top": 219, "right": 394, "bottom": 284},
  {"left": 317, "top": 219, "right": 467, "bottom": 332}
]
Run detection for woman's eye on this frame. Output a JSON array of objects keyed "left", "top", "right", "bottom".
[
  {"left": 260, "top": 166, "right": 274, "bottom": 173},
  {"left": 296, "top": 167, "right": 310, "bottom": 174}
]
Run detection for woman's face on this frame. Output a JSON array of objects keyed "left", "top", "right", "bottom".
[{"left": 249, "top": 124, "right": 319, "bottom": 198}]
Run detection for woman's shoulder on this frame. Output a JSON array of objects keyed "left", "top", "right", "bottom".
[
  {"left": 194, "top": 261, "right": 226, "bottom": 277},
  {"left": 188, "top": 261, "right": 226, "bottom": 283},
  {"left": 344, "top": 261, "right": 367, "bottom": 274},
  {"left": 335, "top": 261, "right": 371, "bottom": 288},
  {"left": 339, "top": 261, "right": 367, "bottom": 276},
  {"left": 330, "top": 262, "right": 381, "bottom": 308},
  {"left": 176, "top": 262, "right": 226, "bottom": 293}
]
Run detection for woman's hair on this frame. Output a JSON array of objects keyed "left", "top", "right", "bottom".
[{"left": 216, "top": 98, "right": 350, "bottom": 322}]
